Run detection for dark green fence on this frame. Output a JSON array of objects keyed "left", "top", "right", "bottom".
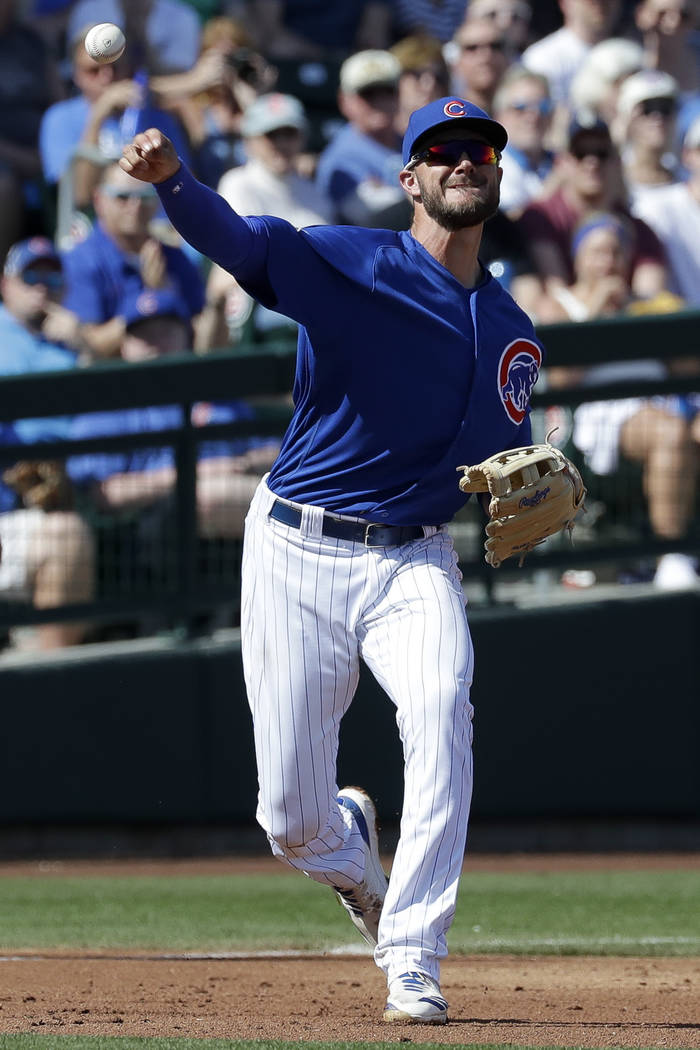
[
  {"left": 0, "top": 590, "right": 697, "bottom": 837},
  {"left": 1, "top": 311, "right": 699, "bottom": 636}
]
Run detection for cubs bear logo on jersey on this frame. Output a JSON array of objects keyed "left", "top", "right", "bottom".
[{"left": 498, "top": 338, "right": 542, "bottom": 425}]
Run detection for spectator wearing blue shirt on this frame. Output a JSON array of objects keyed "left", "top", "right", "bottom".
[
  {"left": 315, "top": 50, "right": 411, "bottom": 228},
  {"left": 66, "top": 287, "right": 279, "bottom": 585},
  {"left": 0, "top": 237, "right": 95, "bottom": 649},
  {"left": 0, "top": 237, "right": 84, "bottom": 437},
  {"left": 61, "top": 161, "right": 205, "bottom": 361}
]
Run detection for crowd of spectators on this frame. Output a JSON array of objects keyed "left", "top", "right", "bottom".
[{"left": 1, "top": 0, "right": 699, "bottom": 649}]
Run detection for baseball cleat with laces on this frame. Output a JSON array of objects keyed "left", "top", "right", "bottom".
[
  {"left": 334, "top": 787, "right": 388, "bottom": 947},
  {"left": 383, "top": 970, "right": 449, "bottom": 1024}
]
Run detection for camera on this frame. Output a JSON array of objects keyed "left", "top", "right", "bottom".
[{"left": 225, "top": 48, "right": 260, "bottom": 86}]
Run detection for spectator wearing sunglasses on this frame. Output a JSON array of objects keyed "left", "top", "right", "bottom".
[
  {"left": 447, "top": 16, "right": 514, "bottom": 114},
  {"left": 0, "top": 237, "right": 94, "bottom": 650},
  {"left": 517, "top": 114, "right": 669, "bottom": 300},
  {"left": 615, "top": 70, "right": 682, "bottom": 207},
  {"left": 0, "top": 237, "right": 82, "bottom": 381},
  {"left": 315, "top": 50, "right": 411, "bottom": 228},
  {"left": 61, "top": 161, "right": 205, "bottom": 361},
  {"left": 632, "top": 0, "right": 700, "bottom": 149},
  {"left": 492, "top": 65, "right": 557, "bottom": 217}
]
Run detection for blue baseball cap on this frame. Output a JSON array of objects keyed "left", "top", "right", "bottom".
[
  {"left": 121, "top": 288, "right": 190, "bottom": 330},
  {"left": 402, "top": 97, "right": 508, "bottom": 166},
  {"left": 3, "top": 236, "right": 61, "bottom": 277}
]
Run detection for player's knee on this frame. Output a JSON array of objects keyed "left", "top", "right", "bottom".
[{"left": 259, "top": 800, "right": 333, "bottom": 856}]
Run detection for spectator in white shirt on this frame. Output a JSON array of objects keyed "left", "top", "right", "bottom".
[
  {"left": 521, "top": 0, "right": 623, "bottom": 109},
  {"left": 198, "top": 92, "right": 332, "bottom": 350},
  {"left": 630, "top": 114, "right": 700, "bottom": 304}
]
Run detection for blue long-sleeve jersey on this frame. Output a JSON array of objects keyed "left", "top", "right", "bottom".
[{"left": 156, "top": 164, "right": 544, "bottom": 526}]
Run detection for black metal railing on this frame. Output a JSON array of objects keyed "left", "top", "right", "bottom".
[{"left": 1, "top": 310, "right": 698, "bottom": 634}]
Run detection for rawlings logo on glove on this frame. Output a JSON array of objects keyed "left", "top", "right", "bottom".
[{"left": 457, "top": 440, "right": 586, "bottom": 567}]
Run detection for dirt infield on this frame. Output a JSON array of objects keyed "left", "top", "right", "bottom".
[
  {"left": 2, "top": 953, "right": 699, "bottom": 1046},
  {"left": 1, "top": 855, "right": 699, "bottom": 1048}
]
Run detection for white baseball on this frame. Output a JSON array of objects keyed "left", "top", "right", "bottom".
[{"left": 84, "top": 22, "right": 126, "bottom": 64}]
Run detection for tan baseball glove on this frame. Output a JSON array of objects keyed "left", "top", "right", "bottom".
[
  {"left": 2, "top": 460, "right": 73, "bottom": 512},
  {"left": 457, "top": 442, "right": 586, "bottom": 567}
]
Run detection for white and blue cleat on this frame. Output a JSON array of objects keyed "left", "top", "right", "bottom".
[
  {"left": 383, "top": 970, "right": 449, "bottom": 1024},
  {"left": 334, "top": 787, "right": 388, "bottom": 948}
]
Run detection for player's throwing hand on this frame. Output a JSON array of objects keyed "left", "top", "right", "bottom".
[{"left": 120, "top": 129, "right": 180, "bottom": 184}]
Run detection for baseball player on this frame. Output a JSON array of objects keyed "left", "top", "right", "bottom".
[{"left": 120, "top": 97, "right": 544, "bottom": 1025}]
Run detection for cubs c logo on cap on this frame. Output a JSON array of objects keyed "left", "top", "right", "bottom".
[
  {"left": 498, "top": 339, "right": 542, "bottom": 424},
  {"left": 443, "top": 100, "right": 469, "bottom": 118}
]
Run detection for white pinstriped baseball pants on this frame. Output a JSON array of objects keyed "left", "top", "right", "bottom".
[{"left": 240, "top": 478, "right": 474, "bottom": 982}]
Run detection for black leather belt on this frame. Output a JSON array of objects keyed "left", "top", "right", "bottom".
[{"left": 269, "top": 499, "right": 426, "bottom": 548}]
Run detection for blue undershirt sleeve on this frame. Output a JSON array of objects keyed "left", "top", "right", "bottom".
[{"left": 155, "top": 163, "right": 269, "bottom": 287}]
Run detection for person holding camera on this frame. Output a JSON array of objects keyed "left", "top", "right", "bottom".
[{"left": 166, "top": 15, "right": 278, "bottom": 190}]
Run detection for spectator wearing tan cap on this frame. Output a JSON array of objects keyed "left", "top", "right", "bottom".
[
  {"left": 315, "top": 50, "right": 410, "bottom": 228},
  {"left": 389, "top": 33, "right": 450, "bottom": 137},
  {"left": 630, "top": 115, "right": 700, "bottom": 303}
]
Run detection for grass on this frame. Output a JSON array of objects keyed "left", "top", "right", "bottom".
[
  {"left": 0, "top": 869, "right": 698, "bottom": 956},
  {"left": 0, "top": 866, "right": 696, "bottom": 1050}
]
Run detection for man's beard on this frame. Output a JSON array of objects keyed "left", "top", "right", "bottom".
[{"left": 417, "top": 174, "right": 500, "bottom": 231}]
